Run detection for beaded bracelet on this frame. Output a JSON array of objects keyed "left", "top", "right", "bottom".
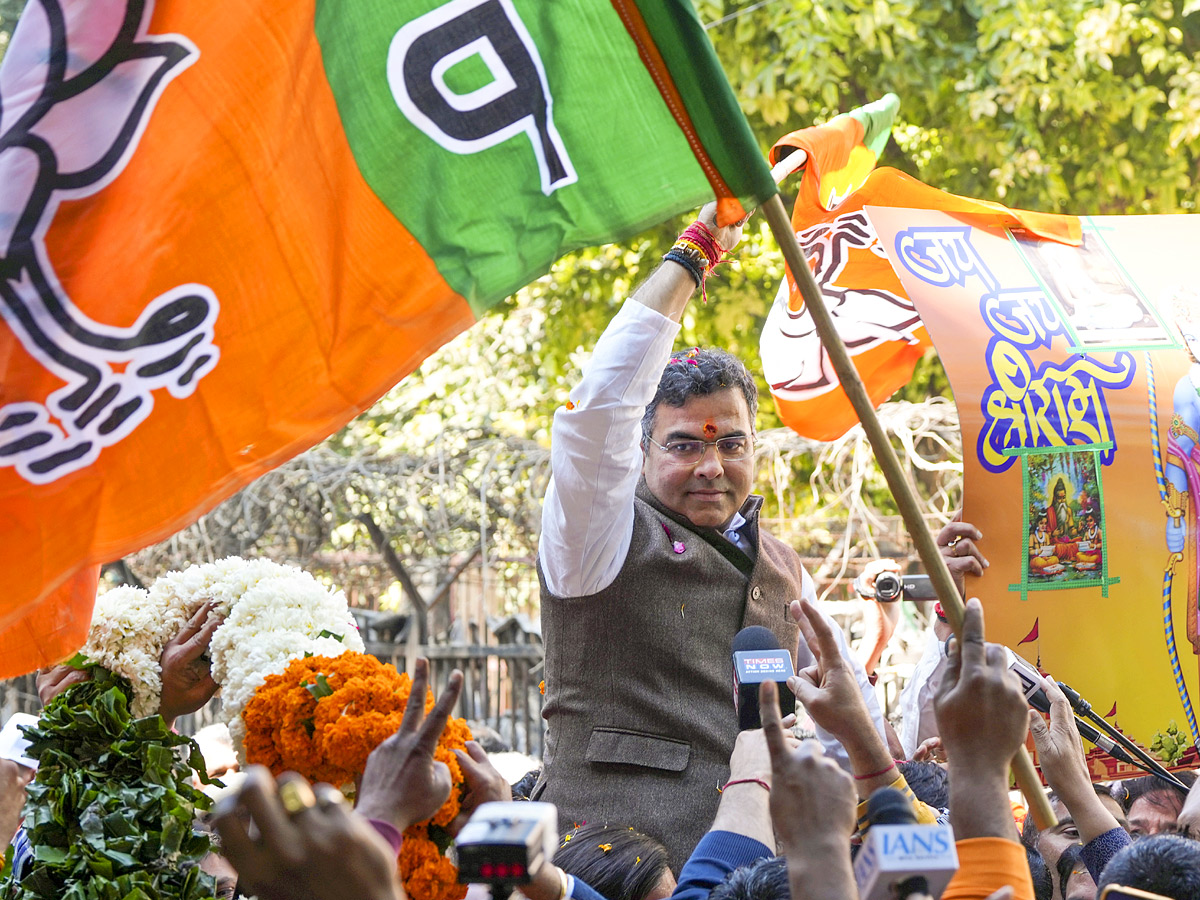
[
  {"left": 663, "top": 220, "right": 732, "bottom": 302},
  {"left": 663, "top": 247, "right": 705, "bottom": 287}
]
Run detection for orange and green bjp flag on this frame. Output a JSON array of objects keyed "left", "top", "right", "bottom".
[
  {"left": 0, "top": 0, "right": 777, "bottom": 676},
  {"left": 760, "top": 95, "right": 1079, "bottom": 442}
]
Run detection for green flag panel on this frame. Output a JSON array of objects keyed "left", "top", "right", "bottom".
[{"left": 314, "top": 0, "right": 773, "bottom": 313}]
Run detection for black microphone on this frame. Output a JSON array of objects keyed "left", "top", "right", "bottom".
[
  {"left": 867, "top": 786, "right": 918, "bottom": 826},
  {"left": 732, "top": 626, "right": 795, "bottom": 730},
  {"left": 1056, "top": 680, "right": 1092, "bottom": 717},
  {"left": 1004, "top": 648, "right": 1135, "bottom": 764},
  {"left": 1057, "top": 679, "right": 1191, "bottom": 794}
]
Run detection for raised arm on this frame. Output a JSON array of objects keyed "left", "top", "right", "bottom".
[
  {"left": 539, "top": 204, "right": 745, "bottom": 598},
  {"left": 935, "top": 598, "right": 1036, "bottom": 900}
]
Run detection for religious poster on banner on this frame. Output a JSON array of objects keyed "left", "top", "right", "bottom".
[{"left": 867, "top": 205, "right": 1200, "bottom": 774}]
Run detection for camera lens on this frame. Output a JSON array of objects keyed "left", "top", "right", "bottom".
[{"left": 874, "top": 572, "right": 903, "bottom": 602}]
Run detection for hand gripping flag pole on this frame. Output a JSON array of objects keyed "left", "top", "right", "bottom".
[{"left": 760, "top": 193, "right": 1058, "bottom": 831}]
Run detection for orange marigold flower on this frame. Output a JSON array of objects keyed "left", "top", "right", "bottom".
[
  {"left": 401, "top": 826, "right": 468, "bottom": 900},
  {"left": 242, "top": 651, "right": 472, "bottom": 900}
]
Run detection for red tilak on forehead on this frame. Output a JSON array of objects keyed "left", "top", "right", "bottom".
[{"left": 703, "top": 421, "right": 716, "bottom": 438}]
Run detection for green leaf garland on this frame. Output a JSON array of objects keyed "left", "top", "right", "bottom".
[{"left": 0, "top": 668, "right": 217, "bottom": 900}]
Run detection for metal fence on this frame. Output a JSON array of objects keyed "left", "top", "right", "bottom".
[
  {"left": 363, "top": 643, "right": 545, "bottom": 758},
  {"left": 5, "top": 646, "right": 546, "bottom": 760}
]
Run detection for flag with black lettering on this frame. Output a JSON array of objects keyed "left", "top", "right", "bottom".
[{"left": 0, "top": 0, "right": 777, "bottom": 674}]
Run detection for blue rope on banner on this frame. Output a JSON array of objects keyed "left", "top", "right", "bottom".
[
  {"left": 1148, "top": 351, "right": 1200, "bottom": 750},
  {"left": 1163, "top": 568, "right": 1199, "bottom": 747},
  {"left": 1150, "top": 352, "right": 1169, "bottom": 503}
]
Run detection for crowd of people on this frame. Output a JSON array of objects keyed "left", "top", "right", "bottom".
[
  {"left": 2, "top": 205, "right": 1198, "bottom": 900},
  {"left": 5, "top": 603, "right": 1199, "bottom": 900}
]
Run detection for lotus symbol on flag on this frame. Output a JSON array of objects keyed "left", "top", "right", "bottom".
[
  {"left": 761, "top": 210, "right": 922, "bottom": 401},
  {"left": 0, "top": 0, "right": 216, "bottom": 485}
]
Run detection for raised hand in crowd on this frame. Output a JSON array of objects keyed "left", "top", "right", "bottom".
[
  {"left": 1028, "top": 680, "right": 1123, "bottom": 846},
  {"left": 0, "top": 757, "right": 34, "bottom": 850},
  {"left": 937, "top": 513, "right": 989, "bottom": 595},
  {"left": 856, "top": 557, "right": 903, "bottom": 678},
  {"left": 933, "top": 598, "right": 1028, "bottom": 842},
  {"left": 667, "top": 727, "right": 796, "bottom": 900},
  {"left": 714, "top": 727, "right": 790, "bottom": 849},
  {"left": 449, "top": 740, "right": 512, "bottom": 835},
  {"left": 913, "top": 736, "right": 948, "bottom": 764},
  {"left": 761, "top": 679, "right": 857, "bottom": 900},
  {"left": 355, "top": 658, "right": 464, "bottom": 833},
  {"left": 159, "top": 600, "right": 224, "bottom": 725},
  {"left": 213, "top": 767, "right": 403, "bottom": 900},
  {"left": 788, "top": 598, "right": 900, "bottom": 798},
  {"left": 932, "top": 598, "right": 1037, "bottom": 900}
]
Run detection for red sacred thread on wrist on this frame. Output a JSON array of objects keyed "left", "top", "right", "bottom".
[
  {"left": 854, "top": 762, "right": 897, "bottom": 781},
  {"left": 721, "top": 777, "right": 770, "bottom": 793},
  {"left": 673, "top": 221, "right": 733, "bottom": 304},
  {"left": 682, "top": 221, "right": 730, "bottom": 266}
]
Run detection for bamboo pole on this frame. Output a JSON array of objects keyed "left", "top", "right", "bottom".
[{"left": 760, "top": 193, "right": 1056, "bottom": 830}]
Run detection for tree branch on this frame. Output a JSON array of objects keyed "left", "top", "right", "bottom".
[
  {"left": 428, "top": 544, "right": 483, "bottom": 612},
  {"left": 356, "top": 512, "right": 428, "bottom": 641}
]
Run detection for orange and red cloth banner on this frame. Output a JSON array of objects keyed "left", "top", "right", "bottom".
[
  {"left": 0, "top": 0, "right": 778, "bottom": 676},
  {"left": 760, "top": 96, "right": 1079, "bottom": 441}
]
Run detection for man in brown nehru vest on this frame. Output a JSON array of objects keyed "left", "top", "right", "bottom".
[{"left": 532, "top": 204, "right": 885, "bottom": 868}]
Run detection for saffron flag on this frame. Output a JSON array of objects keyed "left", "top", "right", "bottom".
[
  {"left": 0, "top": 0, "right": 777, "bottom": 676},
  {"left": 759, "top": 96, "right": 1079, "bottom": 441}
]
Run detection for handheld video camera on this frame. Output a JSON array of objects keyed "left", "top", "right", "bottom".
[{"left": 869, "top": 572, "right": 938, "bottom": 603}]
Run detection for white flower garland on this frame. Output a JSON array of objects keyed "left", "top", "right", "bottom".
[
  {"left": 80, "top": 557, "right": 364, "bottom": 746},
  {"left": 80, "top": 585, "right": 170, "bottom": 717}
]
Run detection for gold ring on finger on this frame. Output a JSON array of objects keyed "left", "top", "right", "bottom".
[
  {"left": 278, "top": 780, "right": 317, "bottom": 815},
  {"left": 313, "top": 784, "right": 346, "bottom": 809}
]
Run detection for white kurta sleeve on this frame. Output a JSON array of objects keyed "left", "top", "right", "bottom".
[{"left": 539, "top": 301, "right": 680, "bottom": 598}]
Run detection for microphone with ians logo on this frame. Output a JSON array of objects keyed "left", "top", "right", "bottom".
[{"left": 853, "top": 788, "right": 958, "bottom": 900}]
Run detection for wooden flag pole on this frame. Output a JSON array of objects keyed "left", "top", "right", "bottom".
[{"left": 760, "top": 193, "right": 1056, "bottom": 830}]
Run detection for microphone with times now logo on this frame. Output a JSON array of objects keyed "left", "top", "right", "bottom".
[{"left": 732, "top": 626, "right": 795, "bottom": 730}]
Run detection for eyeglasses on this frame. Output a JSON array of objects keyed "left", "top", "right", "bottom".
[{"left": 645, "top": 434, "right": 754, "bottom": 464}]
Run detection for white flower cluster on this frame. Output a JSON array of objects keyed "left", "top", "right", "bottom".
[
  {"left": 80, "top": 557, "right": 362, "bottom": 733},
  {"left": 80, "top": 585, "right": 171, "bottom": 717},
  {"left": 207, "top": 567, "right": 363, "bottom": 724}
]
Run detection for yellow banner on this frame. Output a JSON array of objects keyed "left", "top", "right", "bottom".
[{"left": 868, "top": 206, "right": 1200, "bottom": 772}]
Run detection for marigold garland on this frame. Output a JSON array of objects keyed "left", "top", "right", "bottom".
[
  {"left": 401, "top": 827, "right": 468, "bottom": 900},
  {"left": 241, "top": 651, "right": 472, "bottom": 900}
]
